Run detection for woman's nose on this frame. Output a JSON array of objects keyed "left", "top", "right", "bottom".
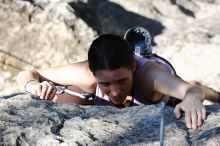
[{"left": 110, "top": 86, "right": 121, "bottom": 97}]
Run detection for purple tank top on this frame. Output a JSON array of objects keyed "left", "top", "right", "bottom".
[{"left": 93, "top": 55, "right": 176, "bottom": 107}]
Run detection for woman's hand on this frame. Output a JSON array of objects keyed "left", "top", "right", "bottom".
[
  {"left": 25, "top": 80, "right": 57, "bottom": 100},
  {"left": 174, "top": 89, "right": 206, "bottom": 129}
]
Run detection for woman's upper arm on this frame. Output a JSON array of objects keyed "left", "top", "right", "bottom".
[
  {"left": 37, "top": 60, "right": 96, "bottom": 93},
  {"left": 140, "top": 62, "right": 191, "bottom": 100}
]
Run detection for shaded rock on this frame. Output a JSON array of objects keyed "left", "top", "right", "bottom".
[
  {"left": 0, "top": 93, "right": 220, "bottom": 145},
  {"left": 69, "top": 0, "right": 165, "bottom": 38}
]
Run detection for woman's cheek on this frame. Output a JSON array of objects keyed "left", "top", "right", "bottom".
[{"left": 99, "top": 86, "right": 110, "bottom": 95}]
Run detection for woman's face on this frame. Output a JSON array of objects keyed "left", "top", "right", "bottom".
[{"left": 94, "top": 67, "right": 134, "bottom": 105}]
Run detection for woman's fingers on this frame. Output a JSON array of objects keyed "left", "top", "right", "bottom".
[
  {"left": 39, "top": 81, "right": 56, "bottom": 100},
  {"left": 50, "top": 89, "right": 57, "bottom": 100},
  {"left": 191, "top": 110, "right": 197, "bottom": 129},
  {"left": 185, "top": 107, "right": 207, "bottom": 129},
  {"left": 26, "top": 81, "right": 57, "bottom": 100},
  {"left": 47, "top": 82, "right": 57, "bottom": 100},
  {"left": 202, "top": 106, "right": 206, "bottom": 120},
  {"left": 174, "top": 104, "right": 181, "bottom": 119},
  {"left": 175, "top": 100, "right": 206, "bottom": 129},
  {"left": 42, "top": 81, "right": 57, "bottom": 100},
  {"left": 197, "top": 109, "right": 203, "bottom": 127},
  {"left": 185, "top": 109, "right": 200, "bottom": 129},
  {"left": 40, "top": 83, "right": 48, "bottom": 99},
  {"left": 185, "top": 111, "right": 192, "bottom": 129},
  {"left": 197, "top": 107, "right": 206, "bottom": 127},
  {"left": 37, "top": 85, "right": 42, "bottom": 97}
]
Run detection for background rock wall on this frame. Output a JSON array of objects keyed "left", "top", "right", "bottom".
[
  {"left": 0, "top": 0, "right": 220, "bottom": 94},
  {"left": 1, "top": 1, "right": 220, "bottom": 145}
]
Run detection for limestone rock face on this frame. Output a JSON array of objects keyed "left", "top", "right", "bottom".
[
  {"left": 0, "top": 0, "right": 96, "bottom": 94},
  {"left": 0, "top": 93, "right": 220, "bottom": 146},
  {"left": 1, "top": 1, "right": 220, "bottom": 145},
  {"left": 1, "top": 0, "right": 220, "bottom": 95},
  {"left": 0, "top": 0, "right": 220, "bottom": 94}
]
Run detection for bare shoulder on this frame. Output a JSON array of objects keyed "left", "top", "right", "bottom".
[
  {"left": 137, "top": 61, "right": 165, "bottom": 101},
  {"left": 139, "top": 61, "right": 165, "bottom": 83},
  {"left": 137, "top": 62, "right": 164, "bottom": 91},
  {"left": 139, "top": 61, "right": 190, "bottom": 100}
]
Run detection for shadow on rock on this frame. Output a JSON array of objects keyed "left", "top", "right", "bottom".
[
  {"left": 68, "top": 0, "right": 165, "bottom": 46},
  {"left": 0, "top": 92, "right": 27, "bottom": 99}
]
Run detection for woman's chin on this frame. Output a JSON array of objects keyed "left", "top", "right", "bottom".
[
  {"left": 113, "top": 101, "right": 123, "bottom": 105},
  {"left": 110, "top": 98, "right": 126, "bottom": 105}
]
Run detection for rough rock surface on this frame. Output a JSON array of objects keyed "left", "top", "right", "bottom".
[
  {"left": 1, "top": 1, "right": 220, "bottom": 145},
  {"left": 0, "top": 0, "right": 96, "bottom": 94},
  {"left": 0, "top": 93, "right": 220, "bottom": 146}
]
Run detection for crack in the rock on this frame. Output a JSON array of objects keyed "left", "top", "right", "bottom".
[
  {"left": 75, "top": 141, "right": 84, "bottom": 146},
  {"left": 74, "top": 105, "right": 89, "bottom": 119},
  {"left": 185, "top": 129, "right": 192, "bottom": 145},
  {"left": 87, "top": 132, "right": 98, "bottom": 141},
  {"left": 21, "top": 0, "right": 44, "bottom": 10},
  {"left": 15, "top": 132, "right": 28, "bottom": 146},
  {"left": 169, "top": 0, "right": 195, "bottom": 17},
  {"left": 50, "top": 118, "right": 65, "bottom": 136},
  {"left": 55, "top": 138, "right": 64, "bottom": 144}
]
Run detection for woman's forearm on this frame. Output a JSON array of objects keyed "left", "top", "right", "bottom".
[
  {"left": 203, "top": 85, "right": 220, "bottom": 103},
  {"left": 16, "top": 70, "right": 40, "bottom": 90}
]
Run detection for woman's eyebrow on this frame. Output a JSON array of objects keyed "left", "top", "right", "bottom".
[
  {"left": 98, "top": 80, "right": 110, "bottom": 84},
  {"left": 98, "top": 77, "right": 127, "bottom": 83},
  {"left": 117, "top": 78, "right": 126, "bottom": 82}
]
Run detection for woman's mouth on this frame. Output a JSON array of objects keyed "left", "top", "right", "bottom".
[{"left": 110, "top": 96, "right": 126, "bottom": 102}]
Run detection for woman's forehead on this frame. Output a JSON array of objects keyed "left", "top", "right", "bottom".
[{"left": 95, "top": 68, "right": 132, "bottom": 81}]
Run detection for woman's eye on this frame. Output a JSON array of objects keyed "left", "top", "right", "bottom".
[
  {"left": 118, "top": 79, "right": 126, "bottom": 85},
  {"left": 100, "top": 82, "right": 110, "bottom": 87}
]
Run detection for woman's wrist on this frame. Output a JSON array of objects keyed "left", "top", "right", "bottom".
[
  {"left": 185, "top": 86, "right": 205, "bottom": 102},
  {"left": 24, "top": 79, "right": 39, "bottom": 92}
]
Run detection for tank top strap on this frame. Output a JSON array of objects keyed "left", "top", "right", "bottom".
[{"left": 133, "top": 55, "right": 153, "bottom": 105}]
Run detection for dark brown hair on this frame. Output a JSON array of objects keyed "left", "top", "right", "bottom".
[{"left": 88, "top": 34, "right": 134, "bottom": 74}]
